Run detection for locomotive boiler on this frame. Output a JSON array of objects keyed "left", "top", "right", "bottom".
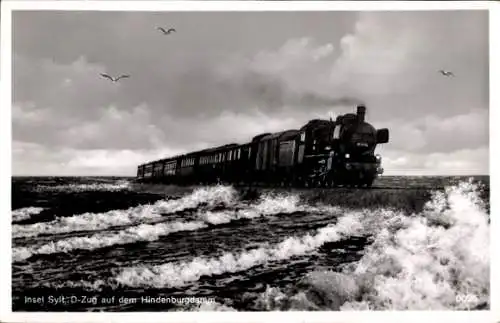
[{"left": 136, "top": 105, "right": 389, "bottom": 188}]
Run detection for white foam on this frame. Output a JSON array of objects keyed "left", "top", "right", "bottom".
[
  {"left": 11, "top": 188, "right": 312, "bottom": 261},
  {"left": 114, "top": 213, "right": 364, "bottom": 289},
  {"left": 12, "top": 204, "right": 163, "bottom": 238},
  {"left": 192, "top": 301, "right": 237, "bottom": 312},
  {"left": 248, "top": 180, "right": 490, "bottom": 311},
  {"left": 155, "top": 185, "right": 237, "bottom": 213},
  {"left": 36, "top": 180, "right": 131, "bottom": 192},
  {"left": 12, "top": 221, "right": 207, "bottom": 262},
  {"left": 11, "top": 206, "right": 44, "bottom": 222},
  {"left": 198, "top": 195, "right": 306, "bottom": 224},
  {"left": 253, "top": 193, "right": 302, "bottom": 215},
  {"left": 338, "top": 180, "right": 490, "bottom": 310},
  {"left": 12, "top": 185, "right": 238, "bottom": 238}
]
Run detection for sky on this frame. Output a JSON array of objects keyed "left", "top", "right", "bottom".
[{"left": 11, "top": 10, "right": 489, "bottom": 176}]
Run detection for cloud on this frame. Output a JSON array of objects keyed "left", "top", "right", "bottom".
[
  {"left": 380, "top": 147, "right": 489, "bottom": 176},
  {"left": 376, "top": 109, "right": 489, "bottom": 154},
  {"left": 215, "top": 37, "right": 365, "bottom": 114},
  {"left": 12, "top": 141, "right": 181, "bottom": 176}
]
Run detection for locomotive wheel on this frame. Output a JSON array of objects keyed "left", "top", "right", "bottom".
[{"left": 363, "top": 177, "right": 374, "bottom": 188}]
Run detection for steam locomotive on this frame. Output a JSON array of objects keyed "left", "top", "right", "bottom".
[{"left": 136, "top": 105, "right": 389, "bottom": 188}]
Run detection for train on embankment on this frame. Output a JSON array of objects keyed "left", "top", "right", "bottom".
[{"left": 136, "top": 105, "right": 389, "bottom": 188}]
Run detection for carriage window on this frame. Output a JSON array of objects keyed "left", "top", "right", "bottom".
[
  {"left": 333, "top": 126, "right": 341, "bottom": 139},
  {"left": 300, "top": 132, "right": 306, "bottom": 142}
]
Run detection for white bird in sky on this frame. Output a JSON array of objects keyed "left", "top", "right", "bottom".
[
  {"left": 438, "top": 69, "right": 455, "bottom": 77},
  {"left": 100, "top": 73, "right": 130, "bottom": 82}
]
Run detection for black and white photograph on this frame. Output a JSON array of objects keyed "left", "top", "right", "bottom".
[{"left": 0, "top": 1, "right": 497, "bottom": 321}]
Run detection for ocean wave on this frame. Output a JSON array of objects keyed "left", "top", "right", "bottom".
[
  {"left": 12, "top": 188, "right": 321, "bottom": 261},
  {"left": 12, "top": 221, "right": 207, "bottom": 262},
  {"left": 245, "top": 179, "right": 490, "bottom": 311},
  {"left": 12, "top": 185, "right": 238, "bottom": 239},
  {"left": 113, "top": 214, "right": 364, "bottom": 289},
  {"left": 12, "top": 207, "right": 45, "bottom": 222},
  {"left": 13, "top": 194, "right": 324, "bottom": 262},
  {"left": 34, "top": 180, "right": 132, "bottom": 193},
  {"left": 13, "top": 179, "right": 489, "bottom": 312}
]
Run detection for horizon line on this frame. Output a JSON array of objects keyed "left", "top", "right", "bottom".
[{"left": 10, "top": 174, "right": 490, "bottom": 178}]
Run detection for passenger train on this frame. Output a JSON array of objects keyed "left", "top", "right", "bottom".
[{"left": 136, "top": 105, "right": 389, "bottom": 188}]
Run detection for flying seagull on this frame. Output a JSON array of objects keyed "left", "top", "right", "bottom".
[
  {"left": 438, "top": 69, "right": 455, "bottom": 77},
  {"left": 157, "top": 27, "right": 176, "bottom": 35},
  {"left": 100, "top": 73, "right": 130, "bottom": 82}
]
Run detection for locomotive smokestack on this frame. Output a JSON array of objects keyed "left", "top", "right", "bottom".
[{"left": 357, "top": 105, "right": 366, "bottom": 123}]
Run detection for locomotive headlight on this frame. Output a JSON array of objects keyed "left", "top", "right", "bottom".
[
  {"left": 345, "top": 153, "right": 350, "bottom": 159},
  {"left": 375, "top": 154, "right": 382, "bottom": 161}
]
